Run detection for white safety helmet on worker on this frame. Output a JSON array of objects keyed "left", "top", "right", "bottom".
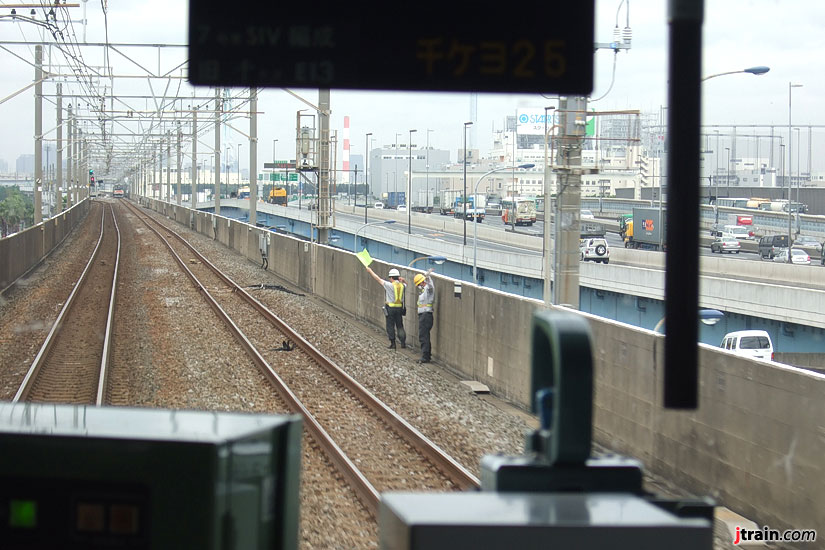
[{"left": 388, "top": 268, "right": 400, "bottom": 278}]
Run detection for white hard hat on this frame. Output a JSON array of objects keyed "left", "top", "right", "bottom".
[{"left": 388, "top": 268, "right": 400, "bottom": 277}]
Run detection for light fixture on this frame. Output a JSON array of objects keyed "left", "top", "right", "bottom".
[
  {"left": 698, "top": 309, "right": 724, "bottom": 326},
  {"left": 407, "top": 255, "right": 447, "bottom": 267}
]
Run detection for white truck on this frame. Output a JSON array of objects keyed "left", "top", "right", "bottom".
[
  {"left": 455, "top": 194, "right": 486, "bottom": 222},
  {"left": 439, "top": 190, "right": 463, "bottom": 216}
]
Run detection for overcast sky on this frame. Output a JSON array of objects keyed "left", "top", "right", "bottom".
[{"left": 1, "top": 0, "right": 823, "bottom": 172}]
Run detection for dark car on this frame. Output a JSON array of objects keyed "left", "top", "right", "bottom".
[{"left": 758, "top": 234, "right": 789, "bottom": 260}]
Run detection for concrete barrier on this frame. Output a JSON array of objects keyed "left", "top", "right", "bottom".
[
  {"left": 0, "top": 199, "right": 90, "bottom": 294},
  {"left": 143, "top": 197, "right": 824, "bottom": 540}
]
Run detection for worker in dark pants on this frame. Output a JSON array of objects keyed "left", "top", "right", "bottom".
[
  {"left": 366, "top": 266, "right": 407, "bottom": 349},
  {"left": 414, "top": 269, "right": 434, "bottom": 363}
]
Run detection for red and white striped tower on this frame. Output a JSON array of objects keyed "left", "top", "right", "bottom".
[{"left": 342, "top": 116, "right": 350, "bottom": 184}]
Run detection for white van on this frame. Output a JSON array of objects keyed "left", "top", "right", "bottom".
[
  {"left": 720, "top": 330, "right": 773, "bottom": 361},
  {"left": 721, "top": 225, "right": 753, "bottom": 240}
]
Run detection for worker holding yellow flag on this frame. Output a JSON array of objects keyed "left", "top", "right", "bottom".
[{"left": 364, "top": 263, "right": 407, "bottom": 350}]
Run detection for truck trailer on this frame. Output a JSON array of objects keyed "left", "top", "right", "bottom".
[
  {"left": 439, "top": 190, "right": 463, "bottom": 216},
  {"left": 624, "top": 207, "right": 666, "bottom": 251},
  {"left": 383, "top": 191, "right": 406, "bottom": 209}
]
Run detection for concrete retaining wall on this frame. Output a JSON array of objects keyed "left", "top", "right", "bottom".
[
  {"left": 143, "top": 197, "right": 824, "bottom": 539},
  {"left": 0, "top": 199, "right": 90, "bottom": 294}
]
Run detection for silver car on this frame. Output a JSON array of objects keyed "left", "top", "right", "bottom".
[
  {"left": 773, "top": 248, "right": 811, "bottom": 265},
  {"left": 710, "top": 237, "right": 741, "bottom": 254},
  {"left": 793, "top": 235, "right": 822, "bottom": 252}
]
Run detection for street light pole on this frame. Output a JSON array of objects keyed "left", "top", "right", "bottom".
[
  {"left": 714, "top": 130, "right": 719, "bottom": 224},
  {"left": 408, "top": 128, "right": 416, "bottom": 234},
  {"left": 463, "top": 121, "right": 473, "bottom": 245},
  {"left": 237, "top": 143, "right": 242, "bottom": 196},
  {"left": 395, "top": 133, "right": 401, "bottom": 204},
  {"left": 353, "top": 220, "right": 396, "bottom": 252},
  {"left": 426, "top": 129, "right": 433, "bottom": 212},
  {"left": 474, "top": 164, "right": 534, "bottom": 284},
  {"left": 701, "top": 66, "right": 770, "bottom": 81},
  {"left": 788, "top": 82, "right": 802, "bottom": 261},
  {"left": 365, "top": 132, "right": 372, "bottom": 223},
  {"left": 725, "top": 147, "right": 730, "bottom": 192}
]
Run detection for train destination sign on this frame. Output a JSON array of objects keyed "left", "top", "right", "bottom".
[{"left": 188, "top": 1, "right": 594, "bottom": 94}]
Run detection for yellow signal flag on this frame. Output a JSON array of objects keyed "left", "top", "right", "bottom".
[{"left": 356, "top": 249, "right": 374, "bottom": 267}]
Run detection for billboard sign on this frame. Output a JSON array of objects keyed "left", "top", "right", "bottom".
[
  {"left": 517, "top": 108, "right": 596, "bottom": 136},
  {"left": 516, "top": 109, "right": 558, "bottom": 136}
]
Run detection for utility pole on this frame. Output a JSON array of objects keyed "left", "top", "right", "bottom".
[
  {"left": 214, "top": 88, "right": 222, "bottom": 215},
  {"left": 166, "top": 135, "right": 171, "bottom": 202},
  {"left": 34, "top": 45, "right": 43, "bottom": 224},
  {"left": 157, "top": 141, "right": 161, "bottom": 201},
  {"left": 249, "top": 87, "right": 258, "bottom": 226},
  {"left": 73, "top": 125, "right": 79, "bottom": 205},
  {"left": 56, "top": 83, "right": 63, "bottom": 213},
  {"left": 81, "top": 139, "right": 88, "bottom": 201},
  {"left": 553, "top": 96, "right": 586, "bottom": 307},
  {"left": 191, "top": 107, "right": 198, "bottom": 208},
  {"left": 176, "top": 123, "right": 182, "bottom": 205},
  {"left": 317, "top": 89, "right": 332, "bottom": 244},
  {"left": 542, "top": 105, "right": 555, "bottom": 306},
  {"left": 66, "top": 104, "right": 73, "bottom": 208}
]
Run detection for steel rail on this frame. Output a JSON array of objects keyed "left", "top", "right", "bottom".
[
  {"left": 95, "top": 204, "right": 122, "bottom": 405},
  {"left": 13, "top": 203, "right": 119, "bottom": 404},
  {"left": 126, "top": 201, "right": 480, "bottom": 491},
  {"left": 121, "top": 200, "right": 382, "bottom": 514}
]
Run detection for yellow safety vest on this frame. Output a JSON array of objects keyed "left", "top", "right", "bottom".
[{"left": 387, "top": 281, "right": 404, "bottom": 307}]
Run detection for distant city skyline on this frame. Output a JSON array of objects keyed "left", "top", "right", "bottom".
[{"left": 1, "top": 1, "right": 823, "bottom": 175}]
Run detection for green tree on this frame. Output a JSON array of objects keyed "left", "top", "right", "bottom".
[{"left": 0, "top": 187, "right": 32, "bottom": 237}]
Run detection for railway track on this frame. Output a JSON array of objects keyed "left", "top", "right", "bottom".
[
  {"left": 120, "top": 199, "right": 479, "bottom": 516},
  {"left": 14, "top": 202, "right": 122, "bottom": 405}
]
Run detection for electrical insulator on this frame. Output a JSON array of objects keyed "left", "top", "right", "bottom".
[
  {"left": 623, "top": 26, "right": 633, "bottom": 46},
  {"left": 613, "top": 26, "right": 621, "bottom": 44},
  {"left": 300, "top": 127, "right": 312, "bottom": 155}
]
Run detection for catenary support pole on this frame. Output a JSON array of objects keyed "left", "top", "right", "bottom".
[
  {"left": 191, "top": 107, "right": 198, "bottom": 208},
  {"left": 56, "top": 83, "right": 63, "bottom": 213},
  {"left": 34, "top": 45, "right": 43, "bottom": 224},
  {"left": 249, "top": 87, "right": 258, "bottom": 226},
  {"left": 176, "top": 124, "right": 182, "bottom": 205},
  {"left": 215, "top": 88, "right": 222, "bottom": 215}
]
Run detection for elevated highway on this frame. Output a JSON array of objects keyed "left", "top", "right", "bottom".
[{"left": 208, "top": 198, "right": 825, "bottom": 355}]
